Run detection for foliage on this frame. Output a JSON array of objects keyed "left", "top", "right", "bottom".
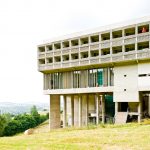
[
  {"left": 0, "top": 115, "right": 7, "bottom": 136},
  {"left": 30, "top": 105, "right": 40, "bottom": 125},
  {"left": 3, "top": 105, "right": 48, "bottom": 136}
]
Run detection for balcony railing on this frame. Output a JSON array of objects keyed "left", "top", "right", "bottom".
[
  {"left": 90, "top": 57, "right": 100, "bottom": 64},
  {"left": 112, "top": 53, "right": 123, "bottom": 61},
  {"left": 124, "top": 51, "right": 136, "bottom": 60},
  {"left": 62, "top": 48, "right": 70, "bottom": 54},
  {"left": 71, "top": 60, "right": 79, "bottom": 67},
  {"left": 112, "top": 39, "right": 123, "bottom": 47},
  {"left": 80, "top": 58, "right": 89, "bottom": 65},
  {"left": 54, "top": 50, "right": 61, "bottom": 56},
  {"left": 62, "top": 61, "right": 70, "bottom": 68},
  {"left": 38, "top": 53, "right": 45, "bottom": 58},
  {"left": 137, "top": 33, "right": 149, "bottom": 42},
  {"left": 46, "top": 52, "right": 53, "bottom": 57},
  {"left": 90, "top": 43, "right": 99, "bottom": 50},
  {"left": 71, "top": 46, "right": 79, "bottom": 53},
  {"left": 101, "top": 41, "right": 110, "bottom": 48},
  {"left": 80, "top": 45, "right": 89, "bottom": 52},
  {"left": 100, "top": 55, "right": 111, "bottom": 63},
  {"left": 124, "top": 37, "right": 136, "bottom": 45}
]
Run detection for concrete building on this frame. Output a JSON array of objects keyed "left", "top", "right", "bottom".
[{"left": 37, "top": 16, "right": 150, "bottom": 129}]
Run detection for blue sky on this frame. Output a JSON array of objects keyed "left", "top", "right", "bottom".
[{"left": 0, "top": 0, "right": 150, "bottom": 103}]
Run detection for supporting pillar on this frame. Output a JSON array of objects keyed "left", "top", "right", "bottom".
[
  {"left": 71, "top": 95, "right": 74, "bottom": 126},
  {"left": 101, "top": 95, "right": 105, "bottom": 124},
  {"left": 79, "top": 95, "right": 82, "bottom": 127},
  {"left": 96, "top": 94, "right": 99, "bottom": 125},
  {"left": 138, "top": 101, "right": 141, "bottom": 123},
  {"left": 49, "top": 95, "right": 60, "bottom": 130},
  {"left": 63, "top": 95, "right": 67, "bottom": 128},
  {"left": 115, "top": 102, "right": 118, "bottom": 115},
  {"left": 82, "top": 94, "right": 88, "bottom": 126}
]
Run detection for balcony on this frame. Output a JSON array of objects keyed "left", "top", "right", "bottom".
[
  {"left": 53, "top": 62, "right": 61, "bottom": 68},
  {"left": 46, "top": 51, "right": 53, "bottom": 57},
  {"left": 80, "top": 45, "right": 89, "bottom": 52},
  {"left": 101, "top": 41, "right": 110, "bottom": 48},
  {"left": 137, "top": 33, "right": 149, "bottom": 42},
  {"left": 62, "top": 61, "right": 70, "bottom": 68},
  {"left": 112, "top": 38, "right": 123, "bottom": 47},
  {"left": 90, "top": 43, "right": 99, "bottom": 50},
  {"left": 137, "top": 48, "right": 150, "bottom": 59},
  {"left": 71, "top": 60, "right": 79, "bottom": 67},
  {"left": 62, "top": 48, "right": 70, "bottom": 54},
  {"left": 54, "top": 50, "right": 61, "bottom": 56},
  {"left": 90, "top": 57, "right": 100, "bottom": 64},
  {"left": 38, "top": 53, "right": 45, "bottom": 58},
  {"left": 124, "top": 51, "right": 136, "bottom": 60},
  {"left": 71, "top": 46, "right": 79, "bottom": 53},
  {"left": 100, "top": 55, "right": 111, "bottom": 63},
  {"left": 80, "top": 58, "right": 89, "bottom": 65},
  {"left": 112, "top": 53, "right": 123, "bottom": 62},
  {"left": 124, "top": 36, "right": 136, "bottom": 45}
]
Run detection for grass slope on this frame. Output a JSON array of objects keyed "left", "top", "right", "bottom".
[{"left": 0, "top": 120, "right": 150, "bottom": 150}]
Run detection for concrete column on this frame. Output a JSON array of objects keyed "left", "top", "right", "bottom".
[
  {"left": 96, "top": 94, "right": 99, "bottom": 125},
  {"left": 138, "top": 101, "right": 141, "bottom": 123},
  {"left": 82, "top": 94, "right": 88, "bottom": 126},
  {"left": 79, "top": 95, "right": 82, "bottom": 127},
  {"left": 49, "top": 95, "right": 60, "bottom": 130},
  {"left": 115, "top": 102, "right": 118, "bottom": 115},
  {"left": 63, "top": 95, "right": 67, "bottom": 128},
  {"left": 148, "top": 94, "right": 150, "bottom": 116},
  {"left": 71, "top": 95, "right": 74, "bottom": 126},
  {"left": 101, "top": 95, "right": 105, "bottom": 124},
  {"left": 74, "top": 95, "right": 79, "bottom": 127}
]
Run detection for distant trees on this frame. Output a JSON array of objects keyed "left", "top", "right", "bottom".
[
  {"left": 1, "top": 105, "right": 49, "bottom": 136},
  {"left": 0, "top": 115, "right": 7, "bottom": 136}
]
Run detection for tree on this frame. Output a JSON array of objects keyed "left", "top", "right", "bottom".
[
  {"left": 30, "top": 105, "right": 40, "bottom": 125},
  {"left": 0, "top": 115, "right": 7, "bottom": 136}
]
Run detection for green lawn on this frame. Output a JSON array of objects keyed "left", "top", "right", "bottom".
[{"left": 0, "top": 121, "right": 150, "bottom": 150}]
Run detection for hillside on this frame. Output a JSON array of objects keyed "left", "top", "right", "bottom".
[
  {"left": 0, "top": 121, "right": 150, "bottom": 150},
  {"left": 0, "top": 102, "right": 49, "bottom": 114}
]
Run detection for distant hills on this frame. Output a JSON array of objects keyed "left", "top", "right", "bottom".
[{"left": 0, "top": 101, "right": 49, "bottom": 115}]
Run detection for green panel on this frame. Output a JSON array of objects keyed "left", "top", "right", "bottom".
[
  {"left": 105, "top": 95, "right": 115, "bottom": 117},
  {"left": 97, "top": 70, "right": 103, "bottom": 86}
]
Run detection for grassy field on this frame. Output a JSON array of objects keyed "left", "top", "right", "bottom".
[{"left": 0, "top": 120, "right": 150, "bottom": 150}]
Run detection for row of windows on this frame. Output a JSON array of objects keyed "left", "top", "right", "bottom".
[
  {"left": 39, "top": 41, "right": 149, "bottom": 64},
  {"left": 38, "top": 24, "right": 149, "bottom": 52},
  {"left": 44, "top": 68, "right": 114, "bottom": 90}
]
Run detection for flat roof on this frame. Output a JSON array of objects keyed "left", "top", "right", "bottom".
[{"left": 41, "top": 16, "right": 150, "bottom": 45}]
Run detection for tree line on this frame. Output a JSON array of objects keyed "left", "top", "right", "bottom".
[{"left": 0, "top": 105, "right": 49, "bottom": 136}]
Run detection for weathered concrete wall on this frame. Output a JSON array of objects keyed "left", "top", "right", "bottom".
[
  {"left": 49, "top": 95, "right": 60, "bottom": 129},
  {"left": 114, "top": 64, "right": 139, "bottom": 102}
]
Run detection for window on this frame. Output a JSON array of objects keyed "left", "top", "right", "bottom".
[
  {"left": 138, "top": 24, "right": 149, "bottom": 34},
  {"left": 90, "top": 35, "right": 99, "bottom": 43},
  {"left": 124, "top": 27, "right": 135, "bottom": 36},
  {"left": 38, "top": 46, "right": 45, "bottom": 52},
  {"left": 80, "top": 37, "right": 89, "bottom": 45},
  {"left": 112, "top": 46, "right": 122, "bottom": 54},
  {"left": 62, "top": 41, "right": 69, "bottom": 48},
  {"left": 101, "top": 33, "right": 110, "bottom": 41},
  {"left": 138, "top": 41, "right": 149, "bottom": 50},
  {"left": 112, "top": 30, "right": 122, "bottom": 38},
  {"left": 101, "top": 48, "right": 110, "bottom": 55},
  {"left": 125, "top": 44, "right": 135, "bottom": 52},
  {"left": 71, "top": 39, "right": 79, "bottom": 46}
]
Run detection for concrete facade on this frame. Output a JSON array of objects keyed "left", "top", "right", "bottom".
[{"left": 38, "top": 16, "right": 150, "bottom": 129}]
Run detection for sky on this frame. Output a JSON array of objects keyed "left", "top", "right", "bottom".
[{"left": 0, "top": 0, "right": 150, "bottom": 103}]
